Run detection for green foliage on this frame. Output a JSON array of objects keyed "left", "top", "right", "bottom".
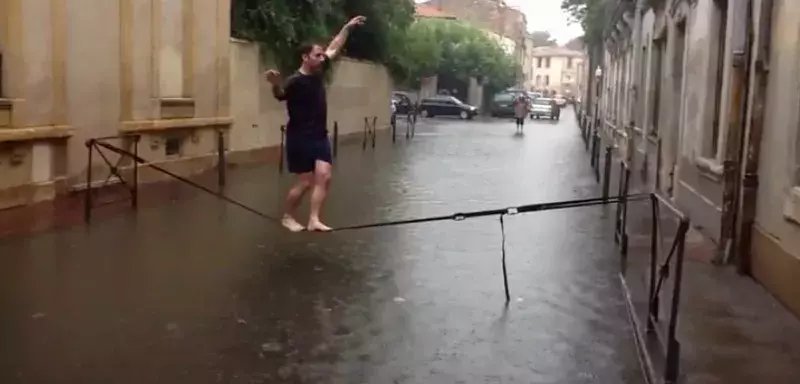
[
  {"left": 231, "top": 0, "right": 517, "bottom": 91},
  {"left": 529, "top": 31, "right": 558, "bottom": 47},
  {"left": 561, "top": 0, "right": 607, "bottom": 47},
  {"left": 393, "top": 18, "right": 519, "bottom": 91},
  {"left": 231, "top": 0, "right": 414, "bottom": 72}
]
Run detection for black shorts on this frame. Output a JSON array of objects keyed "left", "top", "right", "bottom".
[
  {"left": 285, "top": 135, "right": 333, "bottom": 174},
  {"left": 515, "top": 117, "right": 525, "bottom": 126}
]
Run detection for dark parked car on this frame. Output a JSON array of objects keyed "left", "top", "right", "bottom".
[
  {"left": 489, "top": 92, "right": 517, "bottom": 117},
  {"left": 418, "top": 96, "right": 478, "bottom": 120},
  {"left": 392, "top": 92, "right": 413, "bottom": 115}
]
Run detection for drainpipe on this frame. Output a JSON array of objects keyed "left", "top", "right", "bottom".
[
  {"left": 733, "top": 0, "right": 771, "bottom": 273},
  {"left": 626, "top": 0, "right": 645, "bottom": 170},
  {"left": 719, "top": 0, "right": 751, "bottom": 264}
]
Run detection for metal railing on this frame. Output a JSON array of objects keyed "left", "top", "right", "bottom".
[
  {"left": 362, "top": 116, "right": 377, "bottom": 151},
  {"left": 613, "top": 163, "right": 689, "bottom": 383},
  {"left": 391, "top": 106, "right": 417, "bottom": 142},
  {"left": 646, "top": 193, "right": 689, "bottom": 383},
  {"left": 584, "top": 112, "right": 689, "bottom": 383},
  {"left": 83, "top": 135, "right": 140, "bottom": 223},
  {"left": 84, "top": 129, "right": 227, "bottom": 223}
]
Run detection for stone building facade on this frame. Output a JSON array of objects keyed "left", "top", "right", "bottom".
[
  {"left": 0, "top": 0, "right": 392, "bottom": 211},
  {"left": 590, "top": 0, "right": 800, "bottom": 316},
  {"left": 529, "top": 46, "right": 585, "bottom": 96}
]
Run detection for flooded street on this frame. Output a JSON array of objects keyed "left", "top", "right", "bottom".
[{"left": 0, "top": 110, "right": 643, "bottom": 383}]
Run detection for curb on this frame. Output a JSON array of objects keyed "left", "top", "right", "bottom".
[{"left": 620, "top": 273, "right": 658, "bottom": 384}]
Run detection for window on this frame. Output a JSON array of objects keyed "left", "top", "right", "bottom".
[
  {"left": 493, "top": 93, "right": 514, "bottom": 103},
  {"left": 537, "top": 58, "right": 543, "bottom": 68},
  {"left": 535, "top": 75, "right": 541, "bottom": 86},
  {"left": 159, "top": 0, "right": 192, "bottom": 98},
  {"left": 709, "top": 0, "right": 728, "bottom": 158},
  {"left": 636, "top": 44, "right": 648, "bottom": 127},
  {"left": 545, "top": 75, "right": 550, "bottom": 86},
  {"left": 0, "top": 51, "right": 3, "bottom": 97},
  {"left": 165, "top": 137, "right": 182, "bottom": 156},
  {"left": 650, "top": 38, "right": 666, "bottom": 136},
  {"left": 567, "top": 57, "right": 573, "bottom": 69},
  {"left": 546, "top": 57, "right": 551, "bottom": 68}
]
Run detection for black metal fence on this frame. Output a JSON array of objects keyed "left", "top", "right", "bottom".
[
  {"left": 84, "top": 129, "right": 228, "bottom": 223},
  {"left": 617, "top": 193, "right": 689, "bottom": 384},
  {"left": 83, "top": 135, "right": 141, "bottom": 223}
]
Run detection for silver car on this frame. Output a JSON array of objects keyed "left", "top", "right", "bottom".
[{"left": 530, "top": 98, "right": 559, "bottom": 120}]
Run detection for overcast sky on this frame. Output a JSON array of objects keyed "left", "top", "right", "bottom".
[{"left": 415, "top": 0, "right": 583, "bottom": 44}]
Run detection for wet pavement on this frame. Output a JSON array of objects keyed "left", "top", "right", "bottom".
[{"left": 0, "top": 110, "right": 644, "bottom": 383}]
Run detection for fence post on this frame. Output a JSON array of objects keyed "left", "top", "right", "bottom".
[
  {"left": 132, "top": 135, "right": 140, "bottom": 209},
  {"left": 84, "top": 140, "right": 94, "bottom": 224},
  {"left": 372, "top": 116, "right": 377, "bottom": 149},
  {"left": 602, "top": 145, "right": 612, "bottom": 200},
  {"left": 647, "top": 194, "right": 659, "bottom": 333},
  {"left": 593, "top": 136, "right": 601, "bottom": 182},
  {"left": 217, "top": 129, "right": 226, "bottom": 188},
  {"left": 665, "top": 221, "right": 688, "bottom": 384},
  {"left": 620, "top": 164, "right": 631, "bottom": 265},
  {"left": 279, "top": 125, "right": 285, "bottom": 174},
  {"left": 333, "top": 121, "right": 339, "bottom": 158},
  {"left": 362, "top": 117, "right": 368, "bottom": 151},
  {"left": 391, "top": 115, "right": 396, "bottom": 143}
]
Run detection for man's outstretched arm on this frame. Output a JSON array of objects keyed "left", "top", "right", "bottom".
[
  {"left": 325, "top": 16, "right": 366, "bottom": 61},
  {"left": 265, "top": 70, "right": 287, "bottom": 101}
]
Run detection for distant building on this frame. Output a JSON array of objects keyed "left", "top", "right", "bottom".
[
  {"left": 414, "top": 3, "right": 458, "bottom": 20},
  {"left": 529, "top": 46, "right": 585, "bottom": 96}
]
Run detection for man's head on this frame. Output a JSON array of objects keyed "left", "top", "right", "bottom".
[{"left": 299, "top": 44, "right": 327, "bottom": 73}]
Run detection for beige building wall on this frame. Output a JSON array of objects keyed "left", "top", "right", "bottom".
[
  {"left": 749, "top": 0, "right": 800, "bottom": 317},
  {"left": 0, "top": 1, "right": 394, "bottom": 211},
  {"left": 600, "top": 0, "right": 800, "bottom": 316},
  {"left": 0, "top": 0, "right": 227, "bottom": 210},
  {"left": 228, "top": 40, "right": 392, "bottom": 162},
  {"left": 530, "top": 47, "right": 584, "bottom": 96}
]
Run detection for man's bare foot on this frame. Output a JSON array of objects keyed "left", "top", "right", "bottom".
[
  {"left": 307, "top": 219, "right": 333, "bottom": 232},
  {"left": 281, "top": 215, "right": 305, "bottom": 232}
]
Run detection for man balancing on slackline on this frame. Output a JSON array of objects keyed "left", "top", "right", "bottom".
[{"left": 264, "top": 15, "right": 367, "bottom": 232}]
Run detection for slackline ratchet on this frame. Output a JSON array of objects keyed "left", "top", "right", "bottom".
[{"left": 92, "top": 140, "right": 649, "bottom": 233}]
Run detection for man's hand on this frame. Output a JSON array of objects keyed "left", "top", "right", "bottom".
[
  {"left": 345, "top": 16, "right": 367, "bottom": 29},
  {"left": 265, "top": 70, "right": 281, "bottom": 86},
  {"left": 326, "top": 16, "right": 367, "bottom": 60}
]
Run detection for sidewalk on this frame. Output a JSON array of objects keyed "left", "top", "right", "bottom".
[{"left": 591, "top": 131, "right": 800, "bottom": 383}]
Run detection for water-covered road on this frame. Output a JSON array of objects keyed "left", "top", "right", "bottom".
[{"left": 0, "top": 109, "right": 643, "bottom": 383}]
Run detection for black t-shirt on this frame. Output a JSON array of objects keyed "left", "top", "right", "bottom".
[{"left": 274, "top": 56, "right": 332, "bottom": 139}]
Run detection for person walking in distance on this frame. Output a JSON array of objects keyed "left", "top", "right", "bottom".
[
  {"left": 265, "top": 15, "right": 367, "bottom": 232},
  {"left": 513, "top": 95, "right": 529, "bottom": 133}
]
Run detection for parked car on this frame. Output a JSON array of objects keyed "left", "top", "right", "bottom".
[
  {"left": 418, "top": 96, "right": 478, "bottom": 119},
  {"left": 392, "top": 92, "right": 413, "bottom": 116},
  {"left": 489, "top": 92, "right": 518, "bottom": 117},
  {"left": 530, "top": 98, "right": 559, "bottom": 120}
]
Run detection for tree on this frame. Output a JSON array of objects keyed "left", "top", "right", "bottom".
[
  {"left": 529, "top": 31, "right": 557, "bottom": 47},
  {"left": 561, "top": 0, "right": 606, "bottom": 47},
  {"left": 231, "top": 0, "right": 414, "bottom": 72},
  {"left": 565, "top": 36, "right": 584, "bottom": 51},
  {"left": 392, "top": 18, "right": 519, "bottom": 91},
  {"left": 561, "top": 0, "right": 607, "bottom": 117}
]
